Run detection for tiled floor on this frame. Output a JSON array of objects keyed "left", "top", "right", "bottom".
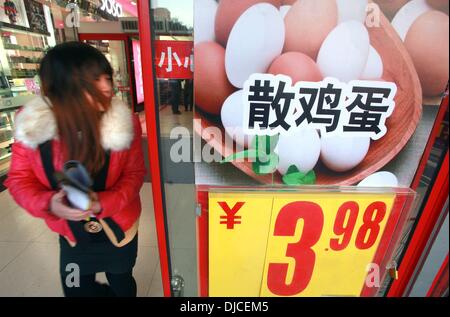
[{"left": 0, "top": 183, "right": 163, "bottom": 297}]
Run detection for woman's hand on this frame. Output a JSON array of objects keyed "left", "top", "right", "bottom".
[
  {"left": 50, "top": 190, "right": 91, "bottom": 221},
  {"left": 89, "top": 201, "right": 102, "bottom": 215},
  {"left": 88, "top": 192, "right": 103, "bottom": 215}
]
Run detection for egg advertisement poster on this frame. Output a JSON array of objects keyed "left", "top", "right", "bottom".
[{"left": 193, "top": 0, "right": 449, "bottom": 187}]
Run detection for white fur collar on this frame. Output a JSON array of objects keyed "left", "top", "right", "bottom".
[{"left": 14, "top": 96, "right": 134, "bottom": 151}]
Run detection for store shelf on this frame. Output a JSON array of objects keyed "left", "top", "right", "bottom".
[
  {"left": 0, "top": 140, "right": 13, "bottom": 148},
  {"left": 0, "top": 9, "right": 53, "bottom": 180},
  {"left": 9, "top": 74, "right": 38, "bottom": 79},
  {"left": 8, "top": 58, "right": 41, "bottom": 64},
  {"left": 11, "top": 67, "right": 39, "bottom": 73},
  {"left": 0, "top": 96, "right": 33, "bottom": 111},
  {"left": 0, "top": 89, "right": 12, "bottom": 95},
  {"left": 0, "top": 152, "right": 11, "bottom": 160},
  {"left": 10, "top": 87, "right": 28, "bottom": 92},
  {"left": 9, "top": 62, "right": 41, "bottom": 65},
  {"left": 0, "top": 157, "right": 11, "bottom": 177},
  {"left": 3, "top": 45, "right": 45, "bottom": 52},
  {"left": 0, "top": 124, "right": 12, "bottom": 130}
]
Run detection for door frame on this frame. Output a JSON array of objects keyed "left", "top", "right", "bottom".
[
  {"left": 388, "top": 151, "right": 449, "bottom": 296},
  {"left": 137, "top": 0, "right": 172, "bottom": 297},
  {"left": 387, "top": 95, "right": 449, "bottom": 296}
]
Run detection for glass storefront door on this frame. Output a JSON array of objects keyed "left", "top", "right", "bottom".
[
  {"left": 80, "top": 37, "right": 134, "bottom": 109},
  {"left": 140, "top": 0, "right": 197, "bottom": 297}
]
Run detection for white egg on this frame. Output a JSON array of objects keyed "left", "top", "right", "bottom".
[
  {"left": 225, "top": 3, "right": 285, "bottom": 88},
  {"left": 336, "top": 0, "right": 368, "bottom": 24},
  {"left": 317, "top": 21, "right": 370, "bottom": 82},
  {"left": 275, "top": 129, "right": 321, "bottom": 175},
  {"left": 357, "top": 171, "right": 399, "bottom": 187},
  {"left": 391, "top": 0, "right": 431, "bottom": 41},
  {"left": 280, "top": 5, "right": 291, "bottom": 19},
  {"left": 361, "top": 45, "right": 383, "bottom": 79},
  {"left": 321, "top": 135, "right": 370, "bottom": 172},
  {"left": 194, "top": 0, "right": 218, "bottom": 45},
  {"left": 221, "top": 90, "right": 254, "bottom": 148}
]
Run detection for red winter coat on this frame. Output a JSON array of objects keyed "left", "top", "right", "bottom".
[{"left": 5, "top": 96, "right": 146, "bottom": 246}]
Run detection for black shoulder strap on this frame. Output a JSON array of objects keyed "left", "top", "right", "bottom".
[
  {"left": 93, "top": 151, "right": 125, "bottom": 242},
  {"left": 91, "top": 152, "right": 125, "bottom": 242},
  {"left": 38, "top": 141, "right": 58, "bottom": 190},
  {"left": 92, "top": 151, "right": 110, "bottom": 192}
]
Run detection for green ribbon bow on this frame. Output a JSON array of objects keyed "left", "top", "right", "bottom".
[
  {"left": 221, "top": 135, "right": 316, "bottom": 185},
  {"left": 282, "top": 165, "right": 316, "bottom": 185},
  {"left": 221, "top": 135, "right": 279, "bottom": 175}
]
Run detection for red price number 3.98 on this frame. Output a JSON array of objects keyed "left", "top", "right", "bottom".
[{"left": 267, "top": 201, "right": 387, "bottom": 296}]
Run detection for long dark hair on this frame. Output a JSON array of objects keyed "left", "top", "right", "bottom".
[{"left": 39, "top": 41, "right": 113, "bottom": 174}]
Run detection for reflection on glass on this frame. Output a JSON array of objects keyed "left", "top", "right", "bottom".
[
  {"left": 151, "top": 0, "right": 193, "bottom": 36},
  {"left": 148, "top": 0, "right": 197, "bottom": 297}
]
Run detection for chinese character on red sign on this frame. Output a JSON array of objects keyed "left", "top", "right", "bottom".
[{"left": 154, "top": 40, "right": 193, "bottom": 79}]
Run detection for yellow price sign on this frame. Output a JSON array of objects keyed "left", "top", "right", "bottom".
[
  {"left": 209, "top": 192, "right": 274, "bottom": 297},
  {"left": 208, "top": 191, "right": 396, "bottom": 297}
]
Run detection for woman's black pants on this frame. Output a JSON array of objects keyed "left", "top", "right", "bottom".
[{"left": 61, "top": 271, "right": 137, "bottom": 297}]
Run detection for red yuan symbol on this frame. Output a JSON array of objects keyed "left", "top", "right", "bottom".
[{"left": 218, "top": 202, "right": 245, "bottom": 230}]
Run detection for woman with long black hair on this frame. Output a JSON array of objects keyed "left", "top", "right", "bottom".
[{"left": 5, "top": 41, "right": 146, "bottom": 297}]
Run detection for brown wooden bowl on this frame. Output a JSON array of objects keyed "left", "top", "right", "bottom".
[{"left": 194, "top": 13, "right": 423, "bottom": 186}]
